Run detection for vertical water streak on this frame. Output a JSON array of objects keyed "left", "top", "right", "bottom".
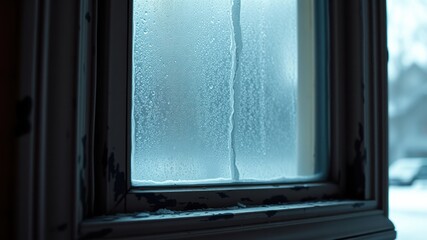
[{"left": 229, "top": 0, "right": 242, "bottom": 181}]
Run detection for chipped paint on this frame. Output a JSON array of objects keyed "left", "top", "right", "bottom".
[
  {"left": 113, "top": 170, "right": 125, "bottom": 201},
  {"left": 347, "top": 123, "right": 366, "bottom": 198},
  {"left": 237, "top": 202, "right": 246, "bottom": 208},
  {"left": 216, "top": 192, "right": 230, "bottom": 198},
  {"left": 153, "top": 208, "right": 175, "bottom": 215},
  {"left": 135, "top": 193, "right": 178, "bottom": 209},
  {"left": 108, "top": 153, "right": 126, "bottom": 201},
  {"left": 15, "top": 96, "right": 32, "bottom": 137}
]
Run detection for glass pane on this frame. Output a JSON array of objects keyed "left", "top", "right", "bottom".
[
  {"left": 235, "top": 0, "right": 298, "bottom": 180},
  {"left": 132, "top": 0, "right": 232, "bottom": 185},
  {"left": 131, "top": 0, "right": 319, "bottom": 186}
]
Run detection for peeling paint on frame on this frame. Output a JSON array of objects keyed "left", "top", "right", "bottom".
[
  {"left": 108, "top": 153, "right": 126, "bottom": 201},
  {"left": 135, "top": 193, "right": 178, "bottom": 210},
  {"left": 347, "top": 123, "right": 366, "bottom": 198}
]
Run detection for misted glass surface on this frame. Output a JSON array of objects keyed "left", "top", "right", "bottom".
[
  {"left": 131, "top": 0, "right": 312, "bottom": 185},
  {"left": 388, "top": 0, "right": 427, "bottom": 239}
]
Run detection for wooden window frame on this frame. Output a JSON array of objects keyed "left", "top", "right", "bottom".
[{"left": 95, "top": 0, "right": 335, "bottom": 215}]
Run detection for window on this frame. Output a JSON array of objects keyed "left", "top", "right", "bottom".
[
  {"left": 95, "top": 0, "right": 336, "bottom": 215},
  {"left": 130, "top": 0, "right": 324, "bottom": 186},
  {"left": 15, "top": 0, "right": 396, "bottom": 239}
]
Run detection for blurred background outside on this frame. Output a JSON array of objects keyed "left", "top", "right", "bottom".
[{"left": 387, "top": 0, "right": 427, "bottom": 239}]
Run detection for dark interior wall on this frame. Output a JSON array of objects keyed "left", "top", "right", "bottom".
[{"left": 0, "top": 1, "right": 20, "bottom": 239}]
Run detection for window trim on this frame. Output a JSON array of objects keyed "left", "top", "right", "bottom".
[
  {"left": 81, "top": 201, "right": 388, "bottom": 239},
  {"left": 15, "top": 0, "right": 395, "bottom": 239},
  {"left": 97, "top": 0, "right": 341, "bottom": 215}
]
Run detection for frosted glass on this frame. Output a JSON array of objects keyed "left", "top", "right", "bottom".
[
  {"left": 131, "top": 0, "right": 301, "bottom": 185},
  {"left": 235, "top": 0, "right": 298, "bottom": 180},
  {"left": 132, "top": 0, "right": 233, "bottom": 185}
]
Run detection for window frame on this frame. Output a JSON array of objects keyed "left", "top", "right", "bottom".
[
  {"left": 15, "top": 0, "right": 395, "bottom": 239},
  {"left": 97, "top": 0, "right": 339, "bottom": 215}
]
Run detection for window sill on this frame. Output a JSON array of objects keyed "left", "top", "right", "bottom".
[{"left": 80, "top": 200, "right": 395, "bottom": 239}]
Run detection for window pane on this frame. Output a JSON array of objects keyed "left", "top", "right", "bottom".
[
  {"left": 131, "top": 0, "right": 318, "bottom": 186},
  {"left": 236, "top": 0, "right": 298, "bottom": 180}
]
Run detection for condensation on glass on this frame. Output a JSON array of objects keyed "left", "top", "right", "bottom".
[{"left": 131, "top": 0, "right": 318, "bottom": 186}]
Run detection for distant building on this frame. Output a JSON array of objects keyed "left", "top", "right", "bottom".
[{"left": 389, "top": 64, "right": 427, "bottom": 163}]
